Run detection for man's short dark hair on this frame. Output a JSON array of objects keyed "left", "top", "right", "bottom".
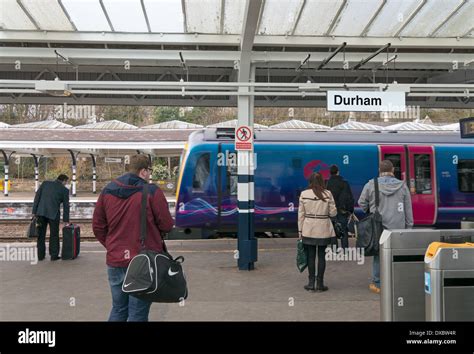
[
  {"left": 330, "top": 164, "right": 339, "bottom": 176},
  {"left": 380, "top": 160, "right": 394, "bottom": 173},
  {"left": 129, "top": 154, "right": 151, "bottom": 175},
  {"left": 57, "top": 174, "right": 69, "bottom": 182}
]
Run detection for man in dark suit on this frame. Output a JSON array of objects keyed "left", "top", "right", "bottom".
[{"left": 32, "top": 174, "right": 70, "bottom": 261}]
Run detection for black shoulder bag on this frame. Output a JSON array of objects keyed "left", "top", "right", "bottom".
[
  {"left": 355, "top": 178, "right": 384, "bottom": 257},
  {"left": 122, "top": 184, "right": 188, "bottom": 303}
]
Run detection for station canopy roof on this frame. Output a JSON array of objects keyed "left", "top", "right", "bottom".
[
  {"left": 331, "top": 121, "right": 384, "bottom": 131},
  {"left": 441, "top": 122, "right": 461, "bottom": 130},
  {"left": 0, "top": 122, "right": 10, "bottom": 128},
  {"left": 142, "top": 120, "right": 204, "bottom": 129},
  {"left": 1, "top": 0, "right": 472, "bottom": 38},
  {"left": 74, "top": 119, "right": 138, "bottom": 130},
  {"left": 269, "top": 119, "right": 329, "bottom": 130},
  {"left": 10, "top": 119, "right": 72, "bottom": 129},
  {"left": 207, "top": 119, "right": 268, "bottom": 129},
  {"left": 385, "top": 121, "right": 447, "bottom": 131}
]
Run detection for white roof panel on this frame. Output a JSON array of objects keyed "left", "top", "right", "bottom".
[
  {"left": 103, "top": 0, "right": 148, "bottom": 32},
  {"left": 21, "top": 0, "right": 74, "bottom": 31},
  {"left": 332, "top": 0, "right": 384, "bottom": 36},
  {"left": 385, "top": 122, "right": 446, "bottom": 131},
  {"left": 62, "top": 0, "right": 111, "bottom": 32},
  {"left": 223, "top": 0, "right": 245, "bottom": 34},
  {"left": 142, "top": 120, "right": 203, "bottom": 129},
  {"left": 144, "top": 0, "right": 184, "bottom": 33},
  {"left": 207, "top": 119, "right": 268, "bottom": 129},
  {"left": 75, "top": 120, "right": 138, "bottom": 130},
  {"left": 331, "top": 121, "right": 384, "bottom": 131},
  {"left": 185, "top": 0, "right": 221, "bottom": 33},
  {"left": 0, "top": 0, "right": 37, "bottom": 30},
  {"left": 10, "top": 120, "right": 72, "bottom": 129},
  {"left": 435, "top": 0, "right": 474, "bottom": 37},
  {"left": 0, "top": 122, "right": 10, "bottom": 128},
  {"left": 400, "top": 0, "right": 464, "bottom": 37},
  {"left": 441, "top": 122, "right": 461, "bottom": 130},
  {"left": 366, "top": 0, "right": 424, "bottom": 37},
  {"left": 269, "top": 119, "right": 330, "bottom": 130},
  {"left": 294, "top": 0, "right": 344, "bottom": 36},
  {"left": 258, "top": 0, "right": 303, "bottom": 35}
]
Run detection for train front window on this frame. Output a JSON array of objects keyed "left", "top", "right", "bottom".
[
  {"left": 383, "top": 154, "right": 402, "bottom": 180},
  {"left": 458, "top": 160, "right": 474, "bottom": 193},
  {"left": 193, "top": 153, "right": 210, "bottom": 192},
  {"left": 414, "top": 154, "right": 432, "bottom": 194}
]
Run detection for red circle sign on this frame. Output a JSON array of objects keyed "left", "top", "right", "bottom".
[{"left": 236, "top": 126, "right": 252, "bottom": 142}]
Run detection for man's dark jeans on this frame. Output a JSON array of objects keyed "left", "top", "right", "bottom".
[
  {"left": 336, "top": 213, "right": 350, "bottom": 250},
  {"left": 37, "top": 216, "right": 60, "bottom": 260}
]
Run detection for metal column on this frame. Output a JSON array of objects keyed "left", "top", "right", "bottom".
[
  {"left": 148, "top": 154, "right": 153, "bottom": 184},
  {"left": 31, "top": 154, "right": 39, "bottom": 192},
  {"left": 90, "top": 154, "right": 97, "bottom": 194},
  {"left": 1, "top": 150, "right": 12, "bottom": 197},
  {"left": 68, "top": 150, "right": 78, "bottom": 197}
]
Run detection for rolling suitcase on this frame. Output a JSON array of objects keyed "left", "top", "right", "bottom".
[{"left": 62, "top": 224, "right": 80, "bottom": 260}]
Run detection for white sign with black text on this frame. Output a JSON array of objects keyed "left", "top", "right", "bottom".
[{"left": 327, "top": 91, "right": 406, "bottom": 112}]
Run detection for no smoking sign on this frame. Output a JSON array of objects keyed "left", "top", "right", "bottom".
[{"left": 235, "top": 125, "right": 253, "bottom": 151}]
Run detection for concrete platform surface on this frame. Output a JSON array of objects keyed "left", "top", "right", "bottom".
[{"left": 0, "top": 239, "right": 380, "bottom": 321}]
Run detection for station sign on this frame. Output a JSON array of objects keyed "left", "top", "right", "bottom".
[
  {"left": 105, "top": 157, "right": 122, "bottom": 163},
  {"left": 460, "top": 117, "right": 474, "bottom": 138},
  {"left": 327, "top": 91, "right": 406, "bottom": 112},
  {"left": 235, "top": 125, "right": 253, "bottom": 151}
]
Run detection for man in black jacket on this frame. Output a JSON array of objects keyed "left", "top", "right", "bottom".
[
  {"left": 32, "top": 174, "right": 70, "bottom": 261},
  {"left": 326, "top": 165, "right": 354, "bottom": 250}
]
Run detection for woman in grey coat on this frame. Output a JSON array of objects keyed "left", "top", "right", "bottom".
[{"left": 298, "top": 172, "right": 337, "bottom": 291}]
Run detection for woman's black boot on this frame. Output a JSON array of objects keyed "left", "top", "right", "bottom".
[
  {"left": 316, "top": 276, "right": 328, "bottom": 292},
  {"left": 304, "top": 276, "right": 315, "bottom": 291}
]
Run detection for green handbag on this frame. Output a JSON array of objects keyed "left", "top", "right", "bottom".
[{"left": 296, "top": 239, "right": 307, "bottom": 273}]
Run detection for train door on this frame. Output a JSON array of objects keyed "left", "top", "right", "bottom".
[
  {"left": 378, "top": 145, "right": 406, "bottom": 181},
  {"left": 407, "top": 146, "right": 437, "bottom": 225}
]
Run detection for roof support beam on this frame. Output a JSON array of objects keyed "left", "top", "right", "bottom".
[
  {"left": 140, "top": 0, "right": 152, "bottom": 33},
  {"left": 325, "top": 0, "right": 347, "bottom": 36},
  {"left": 181, "top": 0, "right": 188, "bottom": 33},
  {"left": 99, "top": 0, "right": 115, "bottom": 32},
  {"left": 58, "top": 0, "right": 77, "bottom": 31},
  {"left": 360, "top": 0, "right": 387, "bottom": 36},
  {"left": 16, "top": 0, "right": 40, "bottom": 30},
  {"left": 394, "top": 0, "right": 427, "bottom": 37},
  {"left": 429, "top": 0, "right": 468, "bottom": 37},
  {"left": 290, "top": 0, "right": 306, "bottom": 36}
]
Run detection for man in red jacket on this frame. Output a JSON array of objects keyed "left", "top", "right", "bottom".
[{"left": 93, "top": 154, "right": 174, "bottom": 321}]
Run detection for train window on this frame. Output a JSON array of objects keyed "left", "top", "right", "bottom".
[
  {"left": 226, "top": 164, "right": 237, "bottom": 196},
  {"left": 414, "top": 154, "right": 432, "bottom": 194},
  {"left": 193, "top": 153, "right": 210, "bottom": 192},
  {"left": 383, "top": 154, "right": 402, "bottom": 180},
  {"left": 458, "top": 160, "right": 474, "bottom": 193}
]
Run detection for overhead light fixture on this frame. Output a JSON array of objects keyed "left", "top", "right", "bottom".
[{"left": 35, "top": 79, "right": 72, "bottom": 97}]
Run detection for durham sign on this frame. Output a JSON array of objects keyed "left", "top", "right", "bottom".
[{"left": 327, "top": 91, "right": 406, "bottom": 112}]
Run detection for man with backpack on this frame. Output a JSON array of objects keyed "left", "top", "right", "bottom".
[
  {"left": 326, "top": 164, "right": 354, "bottom": 251},
  {"left": 92, "top": 154, "right": 174, "bottom": 321},
  {"left": 358, "top": 160, "right": 413, "bottom": 294}
]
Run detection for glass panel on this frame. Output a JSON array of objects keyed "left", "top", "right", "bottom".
[
  {"left": 103, "top": 0, "right": 148, "bottom": 32},
  {"left": 226, "top": 162, "right": 237, "bottom": 196},
  {"left": 258, "top": 0, "right": 303, "bottom": 35},
  {"left": 414, "top": 154, "right": 432, "bottom": 194},
  {"left": 144, "top": 0, "right": 184, "bottom": 33},
  {"left": 62, "top": 0, "right": 111, "bottom": 31},
  {"left": 223, "top": 0, "right": 245, "bottom": 34},
  {"left": 384, "top": 154, "right": 402, "bottom": 181},
  {"left": 435, "top": 1, "right": 474, "bottom": 37},
  {"left": 294, "top": 0, "right": 343, "bottom": 35},
  {"left": 458, "top": 160, "right": 474, "bottom": 193},
  {"left": 185, "top": 0, "right": 221, "bottom": 33},
  {"left": 332, "top": 0, "right": 384, "bottom": 36},
  {"left": 21, "top": 0, "right": 74, "bottom": 30},
  {"left": 193, "top": 153, "right": 210, "bottom": 192},
  {"left": 0, "top": 0, "right": 37, "bottom": 30},
  {"left": 400, "top": 0, "right": 464, "bottom": 37},
  {"left": 366, "top": 0, "right": 423, "bottom": 37}
]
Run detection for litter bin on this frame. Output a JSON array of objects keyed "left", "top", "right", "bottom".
[
  {"left": 425, "top": 242, "right": 474, "bottom": 321},
  {"left": 380, "top": 229, "right": 474, "bottom": 321}
]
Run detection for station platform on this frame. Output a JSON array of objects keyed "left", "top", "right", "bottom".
[{"left": 0, "top": 238, "right": 380, "bottom": 321}]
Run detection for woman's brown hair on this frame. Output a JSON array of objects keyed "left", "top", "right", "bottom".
[{"left": 308, "top": 172, "right": 328, "bottom": 201}]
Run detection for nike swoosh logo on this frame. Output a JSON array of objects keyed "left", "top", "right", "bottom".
[
  {"left": 168, "top": 268, "right": 179, "bottom": 276},
  {"left": 123, "top": 282, "right": 133, "bottom": 287}
]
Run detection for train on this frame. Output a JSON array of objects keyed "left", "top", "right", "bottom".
[{"left": 173, "top": 128, "right": 474, "bottom": 238}]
